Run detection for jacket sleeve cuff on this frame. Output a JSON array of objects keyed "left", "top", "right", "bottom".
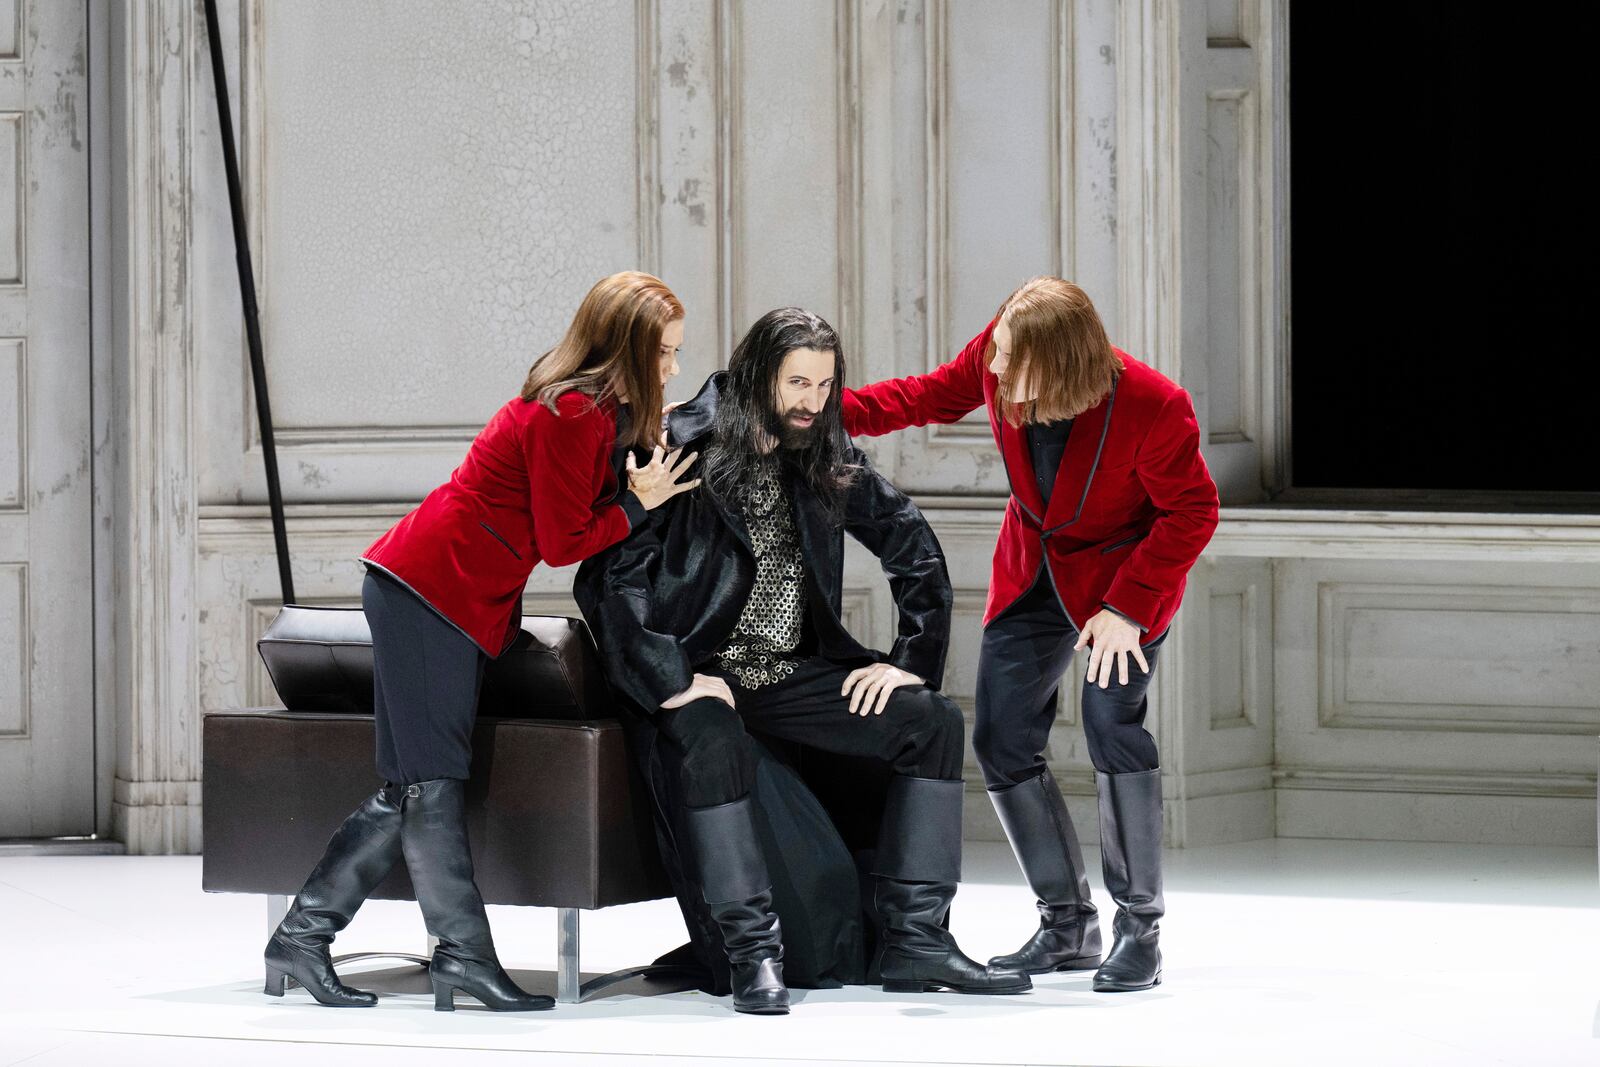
[
  {"left": 1101, "top": 574, "right": 1161, "bottom": 633},
  {"left": 889, "top": 640, "right": 946, "bottom": 692},
  {"left": 618, "top": 490, "right": 648, "bottom": 531},
  {"left": 1102, "top": 602, "right": 1150, "bottom": 633},
  {"left": 638, "top": 655, "right": 696, "bottom": 710}
]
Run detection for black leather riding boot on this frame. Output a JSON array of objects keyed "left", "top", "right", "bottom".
[
  {"left": 986, "top": 769, "right": 1103, "bottom": 973},
  {"left": 1092, "top": 769, "right": 1165, "bottom": 992},
  {"left": 685, "top": 796, "right": 789, "bottom": 1015},
  {"left": 398, "top": 778, "right": 554, "bottom": 1012},
  {"left": 264, "top": 787, "right": 403, "bottom": 1006},
  {"left": 874, "top": 776, "right": 1031, "bottom": 995}
]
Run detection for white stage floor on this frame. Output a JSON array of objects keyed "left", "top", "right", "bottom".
[{"left": 2, "top": 838, "right": 1596, "bottom": 1067}]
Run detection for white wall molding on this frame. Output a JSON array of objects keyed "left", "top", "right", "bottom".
[
  {"left": 1210, "top": 507, "right": 1600, "bottom": 563},
  {"left": 109, "top": 0, "right": 203, "bottom": 854},
  {"left": 1275, "top": 765, "right": 1596, "bottom": 799}
]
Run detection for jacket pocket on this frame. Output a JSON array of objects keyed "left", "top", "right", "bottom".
[
  {"left": 1100, "top": 531, "right": 1147, "bottom": 554},
  {"left": 479, "top": 521, "right": 522, "bottom": 560}
]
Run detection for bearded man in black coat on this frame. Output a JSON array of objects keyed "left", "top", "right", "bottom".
[{"left": 575, "top": 307, "right": 1030, "bottom": 1014}]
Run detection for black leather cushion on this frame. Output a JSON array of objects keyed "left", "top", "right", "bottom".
[
  {"left": 257, "top": 606, "right": 612, "bottom": 721},
  {"left": 201, "top": 709, "right": 670, "bottom": 909}
]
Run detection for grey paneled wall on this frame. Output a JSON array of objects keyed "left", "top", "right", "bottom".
[
  {"left": 1272, "top": 557, "right": 1600, "bottom": 844},
  {"left": 112, "top": 0, "right": 1590, "bottom": 853},
  {"left": 198, "top": 0, "right": 645, "bottom": 506},
  {"left": 188, "top": 0, "right": 1142, "bottom": 845}
]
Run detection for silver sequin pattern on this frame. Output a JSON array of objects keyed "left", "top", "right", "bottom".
[{"left": 716, "top": 462, "right": 808, "bottom": 689}]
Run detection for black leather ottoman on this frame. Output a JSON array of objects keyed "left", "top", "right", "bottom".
[{"left": 201, "top": 606, "right": 678, "bottom": 1002}]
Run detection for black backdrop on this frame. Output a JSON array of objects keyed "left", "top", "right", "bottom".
[{"left": 1288, "top": 4, "right": 1593, "bottom": 497}]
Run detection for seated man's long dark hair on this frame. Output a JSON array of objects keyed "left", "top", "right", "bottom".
[{"left": 704, "top": 307, "right": 859, "bottom": 521}]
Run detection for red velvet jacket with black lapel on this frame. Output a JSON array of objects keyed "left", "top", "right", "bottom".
[
  {"left": 363, "top": 391, "right": 639, "bottom": 656},
  {"left": 842, "top": 319, "right": 1220, "bottom": 643}
]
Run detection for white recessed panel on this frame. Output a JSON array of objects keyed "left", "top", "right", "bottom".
[
  {"left": 732, "top": 2, "right": 843, "bottom": 335},
  {"left": 1205, "top": 89, "right": 1256, "bottom": 445},
  {"left": 0, "top": 338, "right": 21, "bottom": 507},
  {"left": 0, "top": 1, "right": 18, "bottom": 60},
  {"left": 0, "top": 563, "right": 27, "bottom": 736},
  {"left": 1325, "top": 586, "right": 1600, "bottom": 733},
  {"left": 1209, "top": 590, "right": 1249, "bottom": 727},
  {"left": 943, "top": 0, "right": 1056, "bottom": 361},
  {"left": 260, "top": 0, "right": 640, "bottom": 433},
  {"left": 1, "top": 111, "right": 22, "bottom": 285}
]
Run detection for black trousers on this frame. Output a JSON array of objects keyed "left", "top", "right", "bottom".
[
  {"left": 659, "top": 656, "right": 966, "bottom": 809},
  {"left": 973, "top": 568, "right": 1170, "bottom": 788},
  {"left": 363, "top": 568, "right": 486, "bottom": 785}
]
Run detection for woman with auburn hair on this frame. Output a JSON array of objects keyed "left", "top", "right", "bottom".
[
  {"left": 841, "top": 277, "right": 1220, "bottom": 993},
  {"left": 264, "top": 271, "right": 701, "bottom": 1012}
]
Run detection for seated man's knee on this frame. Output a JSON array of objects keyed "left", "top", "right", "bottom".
[
  {"left": 890, "top": 686, "right": 966, "bottom": 781},
  {"left": 670, "top": 696, "right": 743, "bottom": 739},
  {"left": 666, "top": 699, "right": 750, "bottom": 773},
  {"left": 926, "top": 690, "right": 966, "bottom": 745},
  {"left": 888, "top": 685, "right": 965, "bottom": 740}
]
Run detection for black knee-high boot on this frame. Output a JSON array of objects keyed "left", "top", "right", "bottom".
[
  {"left": 1092, "top": 769, "right": 1164, "bottom": 992},
  {"left": 874, "top": 777, "right": 1032, "bottom": 995},
  {"left": 399, "top": 779, "right": 554, "bottom": 1011},
  {"left": 986, "top": 768, "right": 1103, "bottom": 973},
  {"left": 264, "top": 787, "right": 403, "bottom": 1006},
  {"left": 684, "top": 796, "right": 789, "bottom": 1015}
]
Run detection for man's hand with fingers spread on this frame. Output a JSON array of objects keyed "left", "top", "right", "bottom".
[
  {"left": 1075, "top": 609, "right": 1150, "bottom": 689},
  {"left": 841, "top": 663, "right": 924, "bottom": 717}
]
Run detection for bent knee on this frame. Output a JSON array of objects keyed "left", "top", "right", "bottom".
[
  {"left": 892, "top": 685, "right": 965, "bottom": 742},
  {"left": 664, "top": 698, "right": 746, "bottom": 749}
]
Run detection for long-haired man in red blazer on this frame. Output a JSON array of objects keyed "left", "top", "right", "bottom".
[{"left": 842, "top": 277, "right": 1220, "bottom": 993}]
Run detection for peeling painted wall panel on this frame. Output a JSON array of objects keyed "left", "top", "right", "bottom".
[
  {"left": 0, "top": 111, "right": 21, "bottom": 284},
  {"left": 257, "top": 0, "right": 640, "bottom": 432}
]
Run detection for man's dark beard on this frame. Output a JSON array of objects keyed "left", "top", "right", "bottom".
[{"left": 765, "top": 405, "right": 821, "bottom": 451}]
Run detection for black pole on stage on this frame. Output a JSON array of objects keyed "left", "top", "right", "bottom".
[{"left": 202, "top": 0, "right": 295, "bottom": 605}]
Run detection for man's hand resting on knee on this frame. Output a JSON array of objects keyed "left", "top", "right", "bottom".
[
  {"left": 841, "top": 663, "right": 924, "bottom": 717},
  {"left": 662, "top": 673, "right": 737, "bottom": 710}
]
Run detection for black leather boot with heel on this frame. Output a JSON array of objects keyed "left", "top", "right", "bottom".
[
  {"left": 1092, "top": 768, "right": 1165, "bottom": 992},
  {"left": 874, "top": 776, "right": 1032, "bottom": 995},
  {"left": 986, "top": 768, "right": 1103, "bottom": 974},
  {"left": 263, "top": 787, "right": 404, "bottom": 1006},
  {"left": 399, "top": 778, "right": 554, "bottom": 1012},
  {"left": 684, "top": 796, "right": 790, "bottom": 1015}
]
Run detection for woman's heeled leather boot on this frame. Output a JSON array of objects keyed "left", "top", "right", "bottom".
[
  {"left": 986, "top": 769, "right": 1103, "bottom": 973},
  {"left": 399, "top": 778, "right": 554, "bottom": 1011},
  {"left": 684, "top": 796, "right": 789, "bottom": 1015},
  {"left": 1092, "top": 769, "right": 1165, "bottom": 992},
  {"left": 264, "top": 786, "right": 404, "bottom": 1006},
  {"left": 874, "top": 777, "right": 1032, "bottom": 995}
]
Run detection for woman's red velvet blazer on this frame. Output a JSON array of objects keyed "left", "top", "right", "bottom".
[{"left": 363, "top": 391, "right": 639, "bottom": 655}]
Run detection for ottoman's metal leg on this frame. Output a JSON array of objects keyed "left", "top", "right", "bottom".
[
  {"left": 557, "top": 908, "right": 581, "bottom": 1003},
  {"left": 264, "top": 895, "right": 289, "bottom": 988},
  {"left": 266, "top": 894, "right": 289, "bottom": 936},
  {"left": 555, "top": 906, "right": 706, "bottom": 1003}
]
